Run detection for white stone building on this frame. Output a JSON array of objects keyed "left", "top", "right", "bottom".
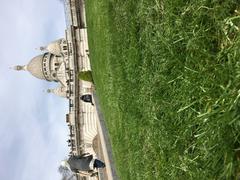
[
  {"left": 14, "top": 38, "right": 70, "bottom": 97},
  {"left": 13, "top": 0, "right": 101, "bottom": 179}
]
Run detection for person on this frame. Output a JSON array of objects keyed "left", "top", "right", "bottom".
[
  {"left": 80, "top": 94, "right": 94, "bottom": 105},
  {"left": 61, "top": 153, "right": 105, "bottom": 177}
]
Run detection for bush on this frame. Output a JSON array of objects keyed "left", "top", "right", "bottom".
[{"left": 78, "top": 71, "right": 94, "bottom": 83}]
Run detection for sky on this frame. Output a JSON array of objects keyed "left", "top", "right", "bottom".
[{"left": 0, "top": 0, "right": 70, "bottom": 179}]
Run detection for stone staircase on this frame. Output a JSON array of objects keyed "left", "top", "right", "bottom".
[{"left": 81, "top": 101, "right": 98, "bottom": 155}]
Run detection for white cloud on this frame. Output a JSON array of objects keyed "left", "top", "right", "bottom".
[{"left": 0, "top": 0, "right": 70, "bottom": 180}]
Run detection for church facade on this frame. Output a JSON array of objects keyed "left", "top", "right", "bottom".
[{"left": 13, "top": 1, "right": 99, "bottom": 178}]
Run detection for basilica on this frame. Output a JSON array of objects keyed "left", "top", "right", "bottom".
[
  {"left": 14, "top": 0, "right": 116, "bottom": 180},
  {"left": 14, "top": 38, "right": 71, "bottom": 97},
  {"left": 13, "top": 0, "right": 103, "bottom": 179}
]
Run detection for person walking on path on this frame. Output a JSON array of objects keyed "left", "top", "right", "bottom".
[{"left": 61, "top": 153, "right": 105, "bottom": 177}]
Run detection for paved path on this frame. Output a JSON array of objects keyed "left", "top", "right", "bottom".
[{"left": 93, "top": 92, "right": 119, "bottom": 180}]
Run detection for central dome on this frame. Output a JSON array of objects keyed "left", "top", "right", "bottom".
[{"left": 27, "top": 54, "right": 45, "bottom": 80}]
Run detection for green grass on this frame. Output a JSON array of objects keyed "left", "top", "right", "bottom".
[{"left": 86, "top": 0, "right": 240, "bottom": 179}]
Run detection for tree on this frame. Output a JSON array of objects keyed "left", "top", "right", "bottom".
[
  {"left": 78, "top": 71, "right": 94, "bottom": 83},
  {"left": 58, "top": 166, "right": 76, "bottom": 180}
]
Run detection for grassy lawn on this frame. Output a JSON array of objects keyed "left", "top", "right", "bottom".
[{"left": 86, "top": 0, "right": 240, "bottom": 179}]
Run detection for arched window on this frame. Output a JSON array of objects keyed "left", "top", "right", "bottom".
[{"left": 63, "top": 46, "right": 67, "bottom": 51}]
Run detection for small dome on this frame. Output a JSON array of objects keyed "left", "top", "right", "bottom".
[
  {"left": 27, "top": 54, "right": 45, "bottom": 80},
  {"left": 47, "top": 86, "right": 67, "bottom": 98},
  {"left": 46, "top": 39, "right": 63, "bottom": 56}
]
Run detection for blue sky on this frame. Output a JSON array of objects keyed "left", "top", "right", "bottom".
[{"left": 0, "top": 0, "right": 70, "bottom": 179}]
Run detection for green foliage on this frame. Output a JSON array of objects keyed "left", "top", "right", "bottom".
[
  {"left": 86, "top": 0, "right": 240, "bottom": 179},
  {"left": 78, "top": 71, "right": 94, "bottom": 83}
]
